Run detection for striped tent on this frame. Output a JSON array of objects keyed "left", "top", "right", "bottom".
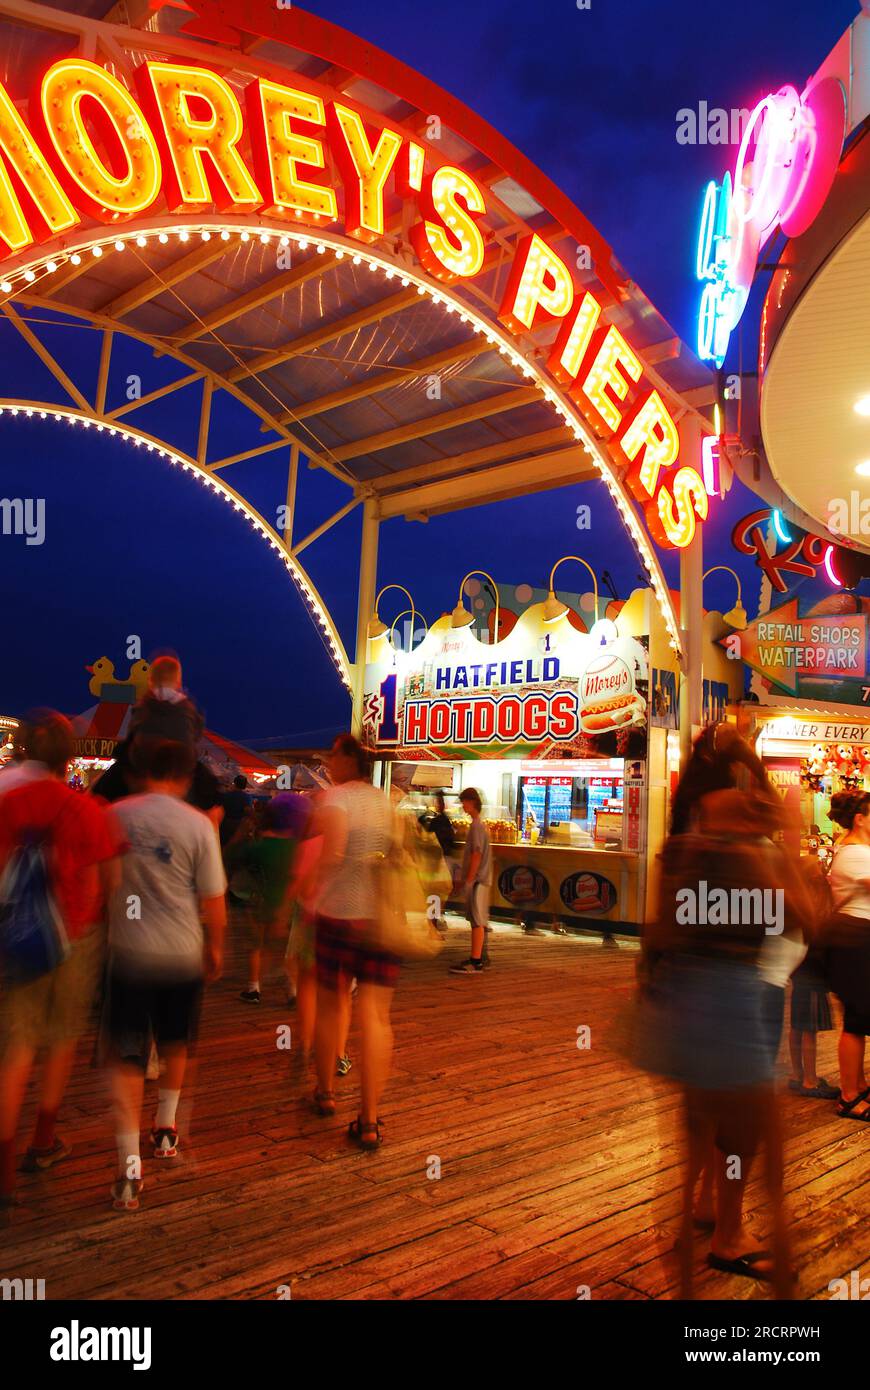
[{"left": 71, "top": 699, "right": 277, "bottom": 781}]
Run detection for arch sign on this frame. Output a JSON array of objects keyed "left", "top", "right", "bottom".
[{"left": 0, "top": 53, "right": 712, "bottom": 551}]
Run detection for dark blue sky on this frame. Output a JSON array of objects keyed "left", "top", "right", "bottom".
[{"left": 0, "top": 0, "right": 857, "bottom": 742}]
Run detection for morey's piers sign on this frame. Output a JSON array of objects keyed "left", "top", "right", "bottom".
[{"left": 0, "top": 55, "right": 710, "bottom": 551}]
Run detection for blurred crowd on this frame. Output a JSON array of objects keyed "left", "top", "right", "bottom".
[
  {"left": 2, "top": 659, "right": 870, "bottom": 1305},
  {"left": 0, "top": 656, "right": 476, "bottom": 1211}
]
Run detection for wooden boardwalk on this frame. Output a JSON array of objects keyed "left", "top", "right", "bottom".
[{"left": 2, "top": 918, "right": 867, "bottom": 1301}]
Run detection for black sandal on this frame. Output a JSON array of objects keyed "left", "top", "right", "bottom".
[
  {"left": 837, "top": 1091, "right": 870, "bottom": 1121},
  {"left": 348, "top": 1117, "right": 383, "bottom": 1150},
  {"left": 707, "top": 1250, "right": 773, "bottom": 1282}
]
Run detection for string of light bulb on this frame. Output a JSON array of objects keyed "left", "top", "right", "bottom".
[
  {"left": 0, "top": 400, "right": 352, "bottom": 690},
  {"left": 0, "top": 219, "right": 685, "bottom": 658}
]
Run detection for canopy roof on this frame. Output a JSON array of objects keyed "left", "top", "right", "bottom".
[{"left": 0, "top": 0, "right": 715, "bottom": 686}]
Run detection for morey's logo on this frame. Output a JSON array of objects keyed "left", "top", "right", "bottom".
[{"left": 50, "top": 1321, "right": 152, "bottom": 1371}]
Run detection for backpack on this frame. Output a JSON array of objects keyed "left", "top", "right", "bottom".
[{"left": 0, "top": 812, "right": 71, "bottom": 981}]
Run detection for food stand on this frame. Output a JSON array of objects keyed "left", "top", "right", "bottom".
[{"left": 364, "top": 583, "right": 696, "bottom": 931}]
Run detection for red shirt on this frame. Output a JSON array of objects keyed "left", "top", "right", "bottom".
[{"left": 0, "top": 780, "right": 119, "bottom": 939}]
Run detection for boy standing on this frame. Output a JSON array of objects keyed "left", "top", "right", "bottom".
[
  {"left": 449, "top": 788, "right": 492, "bottom": 975},
  {"left": 105, "top": 740, "right": 226, "bottom": 1211}
]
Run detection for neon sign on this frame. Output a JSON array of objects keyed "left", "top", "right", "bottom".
[
  {"left": 695, "top": 78, "right": 846, "bottom": 367},
  {"left": 500, "top": 235, "right": 712, "bottom": 548},
  {"left": 730, "top": 508, "right": 870, "bottom": 593},
  {"left": 0, "top": 56, "right": 712, "bottom": 549}
]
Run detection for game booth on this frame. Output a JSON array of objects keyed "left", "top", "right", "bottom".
[{"left": 68, "top": 657, "right": 278, "bottom": 790}]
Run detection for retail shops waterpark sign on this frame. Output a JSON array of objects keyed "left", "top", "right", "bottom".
[
  {"left": 363, "top": 609, "right": 649, "bottom": 760},
  {"left": 0, "top": 54, "right": 711, "bottom": 550},
  {"left": 732, "top": 599, "right": 868, "bottom": 698}
]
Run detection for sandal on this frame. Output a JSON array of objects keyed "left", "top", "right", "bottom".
[
  {"left": 837, "top": 1092, "right": 870, "bottom": 1121},
  {"left": 707, "top": 1249, "right": 773, "bottom": 1282},
  {"left": 311, "top": 1090, "right": 336, "bottom": 1117},
  {"left": 348, "top": 1117, "right": 383, "bottom": 1151},
  {"left": 798, "top": 1079, "right": 840, "bottom": 1100}
]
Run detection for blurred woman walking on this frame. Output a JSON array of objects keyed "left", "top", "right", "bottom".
[{"left": 311, "top": 736, "right": 398, "bottom": 1150}]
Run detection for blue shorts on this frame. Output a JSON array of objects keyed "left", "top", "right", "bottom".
[{"left": 640, "top": 954, "right": 773, "bottom": 1090}]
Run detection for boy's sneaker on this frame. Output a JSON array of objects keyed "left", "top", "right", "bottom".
[
  {"left": 111, "top": 1178, "right": 144, "bottom": 1211},
  {"left": 239, "top": 988, "right": 261, "bottom": 1003},
  {"left": 150, "top": 1126, "right": 179, "bottom": 1159},
  {"left": 449, "top": 958, "right": 484, "bottom": 974},
  {"left": 20, "top": 1136, "right": 71, "bottom": 1172},
  {"left": 336, "top": 1054, "right": 352, "bottom": 1077}
]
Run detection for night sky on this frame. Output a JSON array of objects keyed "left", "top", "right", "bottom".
[{"left": 0, "top": 0, "right": 858, "bottom": 745}]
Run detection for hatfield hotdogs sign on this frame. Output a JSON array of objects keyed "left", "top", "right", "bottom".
[
  {"left": 363, "top": 610, "right": 649, "bottom": 760},
  {"left": 0, "top": 55, "right": 709, "bottom": 550}
]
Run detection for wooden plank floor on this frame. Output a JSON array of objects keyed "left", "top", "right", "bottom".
[{"left": 2, "top": 915, "right": 868, "bottom": 1301}]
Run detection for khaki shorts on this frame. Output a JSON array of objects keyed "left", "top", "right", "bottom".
[
  {"left": 467, "top": 883, "right": 491, "bottom": 928},
  {"left": 0, "top": 929, "right": 105, "bottom": 1056}
]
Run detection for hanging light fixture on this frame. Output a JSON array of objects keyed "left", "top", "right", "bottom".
[
  {"left": 542, "top": 556, "right": 600, "bottom": 625},
  {"left": 702, "top": 565, "right": 747, "bottom": 630},
  {"left": 452, "top": 570, "right": 500, "bottom": 639},
  {"left": 368, "top": 584, "right": 416, "bottom": 639},
  {"left": 389, "top": 608, "right": 429, "bottom": 652}
]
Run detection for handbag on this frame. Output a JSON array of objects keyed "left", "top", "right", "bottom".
[
  {"left": 416, "top": 834, "right": 452, "bottom": 906},
  {"left": 362, "top": 845, "right": 445, "bottom": 961}
]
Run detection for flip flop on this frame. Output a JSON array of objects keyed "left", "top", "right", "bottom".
[
  {"left": 798, "top": 1081, "right": 840, "bottom": 1100},
  {"left": 707, "top": 1249, "right": 773, "bottom": 1282}
]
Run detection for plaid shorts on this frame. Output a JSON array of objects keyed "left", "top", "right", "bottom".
[{"left": 315, "top": 915, "right": 400, "bottom": 992}]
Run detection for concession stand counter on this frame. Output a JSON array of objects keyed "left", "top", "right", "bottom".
[{"left": 364, "top": 584, "right": 693, "bottom": 931}]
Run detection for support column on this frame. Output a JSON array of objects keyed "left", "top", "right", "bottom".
[
  {"left": 679, "top": 418, "right": 704, "bottom": 771},
  {"left": 351, "top": 497, "right": 379, "bottom": 737}
]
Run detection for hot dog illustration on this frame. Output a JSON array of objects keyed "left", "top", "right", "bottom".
[
  {"left": 570, "top": 873, "right": 604, "bottom": 912},
  {"left": 579, "top": 653, "right": 646, "bottom": 733}
]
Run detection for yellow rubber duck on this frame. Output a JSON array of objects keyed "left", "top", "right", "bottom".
[
  {"left": 127, "top": 660, "right": 151, "bottom": 698},
  {"left": 85, "top": 657, "right": 119, "bottom": 699}
]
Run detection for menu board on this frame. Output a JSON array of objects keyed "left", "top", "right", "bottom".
[{"left": 594, "top": 809, "right": 624, "bottom": 843}]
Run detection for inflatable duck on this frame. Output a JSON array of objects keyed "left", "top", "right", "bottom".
[
  {"left": 86, "top": 656, "right": 144, "bottom": 705},
  {"left": 127, "top": 660, "right": 151, "bottom": 698},
  {"left": 86, "top": 657, "right": 118, "bottom": 699}
]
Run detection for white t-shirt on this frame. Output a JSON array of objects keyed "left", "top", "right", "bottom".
[
  {"left": 316, "top": 781, "right": 393, "bottom": 921},
  {"left": 109, "top": 792, "right": 226, "bottom": 978},
  {"left": 758, "top": 933, "right": 807, "bottom": 987},
  {"left": 830, "top": 842, "right": 870, "bottom": 919}
]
